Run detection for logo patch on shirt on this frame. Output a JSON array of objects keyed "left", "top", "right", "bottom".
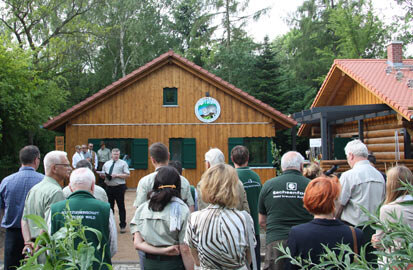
[{"left": 286, "top": 182, "right": 297, "bottom": 191}]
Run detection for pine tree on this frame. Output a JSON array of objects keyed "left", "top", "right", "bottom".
[{"left": 250, "top": 36, "right": 285, "bottom": 112}]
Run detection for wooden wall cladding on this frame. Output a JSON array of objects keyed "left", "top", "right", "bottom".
[{"left": 65, "top": 63, "right": 279, "bottom": 187}]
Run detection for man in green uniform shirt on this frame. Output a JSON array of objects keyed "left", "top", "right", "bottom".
[
  {"left": 258, "top": 151, "right": 313, "bottom": 270},
  {"left": 50, "top": 168, "right": 117, "bottom": 270},
  {"left": 21, "top": 150, "right": 71, "bottom": 254},
  {"left": 231, "top": 145, "right": 262, "bottom": 269}
]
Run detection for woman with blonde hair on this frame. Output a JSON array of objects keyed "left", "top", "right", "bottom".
[
  {"left": 185, "top": 163, "right": 255, "bottom": 270},
  {"left": 303, "top": 163, "right": 322, "bottom": 180},
  {"left": 372, "top": 166, "right": 413, "bottom": 257}
]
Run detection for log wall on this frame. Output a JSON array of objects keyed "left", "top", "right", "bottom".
[
  {"left": 321, "top": 159, "right": 413, "bottom": 175},
  {"left": 334, "top": 120, "right": 412, "bottom": 160}
]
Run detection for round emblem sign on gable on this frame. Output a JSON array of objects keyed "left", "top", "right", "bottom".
[{"left": 195, "top": 97, "right": 221, "bottom": 123}]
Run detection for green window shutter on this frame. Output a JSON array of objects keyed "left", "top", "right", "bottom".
[
  {"left": 182, "top": 138, "right": 196, "bottom": 169},
  {"left": 132, "top": 139, "right": 148, "bottom": 169},
  {"left": 88, "top": 139, "right": 101, "bottom": 153},
  {"left": 228, "top": 137, "right": 244, "bottom": 165},
  {"left": 267, "top": 138, "right": 273, "bottom": 166}
]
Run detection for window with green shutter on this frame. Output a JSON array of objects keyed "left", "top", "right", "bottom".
[
  {"left": 169, "top": 138, "right": 196, "bottom": 169},
  {"left": 228, "top": 137, "right": 272, "bottom": 167},
  {"left": 88, "top": 138, "right": 148, "bottom": 169}
]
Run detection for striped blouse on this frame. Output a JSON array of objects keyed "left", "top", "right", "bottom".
[{"left": 185, "top": 205, "right": 254, "bottom": 270}]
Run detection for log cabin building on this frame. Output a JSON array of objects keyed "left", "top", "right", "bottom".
[
  {"left": 294, "top": 41, "right": 413, "bottom": 173},
  {"left": 43, "top": 51, "right": 296, "bottom": 187}
]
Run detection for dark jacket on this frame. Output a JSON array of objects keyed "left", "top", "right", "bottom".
[{"left": 286, "top": 218, "right": 363, "bottom": 269}]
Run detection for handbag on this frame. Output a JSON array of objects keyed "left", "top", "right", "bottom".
[
  {"left": 242, "top": 211, "right": 257, "bottom": 270},
  {"left": 349, "top": 226, "right": 359, "bottom": 262}
]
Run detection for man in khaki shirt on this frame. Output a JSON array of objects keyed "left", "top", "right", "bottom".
[
  {"left": 97, "top": 141, "right": 111, "bottom": 171},
  {"left": 21, "top": 150, "right": 71, "bottom": 253},
  {"left": 133, "top": 143, "right": 194, "bottom": 211},
  {"left": 133, "top": 142, "right": 194, "bottom": 270}
]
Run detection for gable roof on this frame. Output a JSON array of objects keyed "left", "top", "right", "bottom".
[
  {"left": 44, "top": 50, "right": 296, "bottom": 131},
  {"left": 298, "top": 58, "right": 413, "bottom": 136}
]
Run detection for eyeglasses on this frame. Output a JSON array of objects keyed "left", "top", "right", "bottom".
[{"left": 55, "top": 164, "right": 71, "bottom": 168}]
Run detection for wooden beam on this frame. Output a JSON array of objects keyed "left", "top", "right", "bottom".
[
  {"left": 404, "top": 128, "right": 412, "bottom": 159},
  {"left": 320, "top": 114, "right": 328, "bottom": 160},
  {"left": 358, "top": 120, "right": 364, "bottom": 142}
]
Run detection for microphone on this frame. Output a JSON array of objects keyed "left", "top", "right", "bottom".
[{"left": 325, "top": 165, "right": 339, "bottom": 176}]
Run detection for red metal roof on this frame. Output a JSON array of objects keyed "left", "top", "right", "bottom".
[
  {"left": 313, "top": 58, "right": 413, "bottom": 119},
  {"left": 299, "top": 58, "right": 413, "bottom": 136},
  {"left": 44, "top": 50, "right": 296, "bottom": 130}
]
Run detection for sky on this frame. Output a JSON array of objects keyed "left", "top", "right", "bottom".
[{"left": 244, "top": 0, "right": 412, "bottom": 55}]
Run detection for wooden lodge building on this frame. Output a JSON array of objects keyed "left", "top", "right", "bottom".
[
  {"left": 294, "top": 41, "right": 413, "bottom": 173},
  {"left": 43, "top": 51, "right": 296, "bottom": 187}
]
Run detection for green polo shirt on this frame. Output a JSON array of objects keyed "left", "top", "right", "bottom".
[
  {"left": 258, "top": 170, "right": 313, "bottom": 244},
  {"left": 236, "top": 166, "right": 262, "bottom": 235},
  {"left": 22, "top": 176, "right": 65, "bottom": 238}
]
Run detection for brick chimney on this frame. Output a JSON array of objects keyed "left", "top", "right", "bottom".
[{"left": 387, "top": 41, "right": 403, "bottom": 66}]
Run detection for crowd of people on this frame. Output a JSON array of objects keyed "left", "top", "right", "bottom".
[{"left": 0, "top": 139, "right": 412, "bottom": 270}]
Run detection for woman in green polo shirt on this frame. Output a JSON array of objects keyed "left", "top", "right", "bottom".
[{"left": 130, "top": 166, "right": 193, "bottom": 270}]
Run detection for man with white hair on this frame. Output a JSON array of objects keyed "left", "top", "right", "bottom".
[
  {"left": 336, "top": 139, "right": 385, "bottom": 263},
  {"left": 197, "top": 148, "right": 250, "bottom": 212},
  {"left": 258, "top": 151, "right": 313, "bottom": 270},
  {"left": 21, "top": 150, "right": 71, "bottom": 253},
  {"left": 50, "top": 168, "right": 117, "bottom": 269}
]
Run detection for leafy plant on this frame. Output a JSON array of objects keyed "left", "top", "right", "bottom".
[
  {"left": 271, "top": 141, "right": 282, "bottom": 176},
  {"left": 18, "top": 205, "right": 112, "bottom": 270},
  {"left": 277, "top": 181, "right": 413, "bottom": 269}
]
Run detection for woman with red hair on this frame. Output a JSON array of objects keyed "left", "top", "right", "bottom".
[{"left": 286, "top": 176, "right": 363, "bottom": 269}]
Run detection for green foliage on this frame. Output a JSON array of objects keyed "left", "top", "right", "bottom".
[
  {"left": 0, "top": 35, "right": 67, "bottom": 178},
  {"left": 277, "top": 181, "right": 413, "bottom": 269},
  {"left": 205, "top": 33, "right": 259, "bottom": 91},
  {"left": 328, "top": 0, "right": 390, "bottom": 58},
  {"left": 394, "top": 0, "right": 413, "bottom": 48},
  {"left": 248, "top": 36, "right": 284, "bottom": 111},
  {"left": 171, "top": 0, "right": 216, "bottom": 66},
  {"left": 18, "top": 205, "right": 111, "bottom": 270},
  {"left": 271, "top": 141, "right": 282, "bottom": 175}
]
